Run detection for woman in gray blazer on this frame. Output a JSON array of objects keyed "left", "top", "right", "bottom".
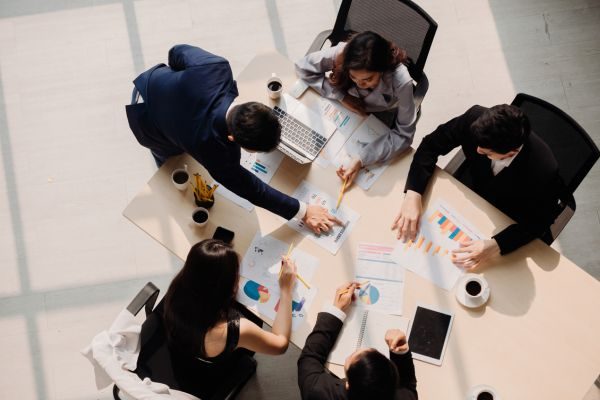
[{"left": 295, "top": 31, "right": 417, "bottom": 185}]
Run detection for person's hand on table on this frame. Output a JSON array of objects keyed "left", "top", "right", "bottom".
[
  {"left": 384, "top": 329, "right": 409, "bottom": 354},
  {"left": 333, "top": 282, "right": 358, "bottom": 312},
  {"left": 452, "top": 239, "right": 500, "bottom": 270},
  {"left": 278, "top": 256, "right": 297, "bottom": 293},
  {"left": 336, "top": 157, "right": 362, "bottom": 188},
  {"left": 341, "top": 95, "right": 366, "bottom": 116},
  {"left": 391, "top": 190, "right": 422, "bottom": 242},
  {"left": 303, "top": 205, "right": 343, "bottom": 234}
]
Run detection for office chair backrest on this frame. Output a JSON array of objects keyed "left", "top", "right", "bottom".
[
  {"left": 330, "top": 0, "right": 437, "bottom": 80},
  {"left": 512, "top": 93, "right": 600, "bottom": 194}
]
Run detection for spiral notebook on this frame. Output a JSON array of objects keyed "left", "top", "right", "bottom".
[{"left": 328, "top": 307, "right": 409, "bottom": 365}]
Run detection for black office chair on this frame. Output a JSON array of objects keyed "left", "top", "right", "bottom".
[
  {"left": 112, "top": 282, "right": 258, "bottom": 400},
  {"left": 445, "top": 94, "right": 600, "bottom": 244},
  {"left": 306, "top": 0, "right": 438, "bottom": 111}
]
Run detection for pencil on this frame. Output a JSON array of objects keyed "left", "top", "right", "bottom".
[
  {"left": 340, "top": 280, "right": 370, "bottom": 296},
  {"left": 335, "top": 178, "right": 348, "bottom": 210},
  {"left": 280, "top": 242, "right": 294, "bottom": 278},
  {"left": 295, "top": 273, "right": 311, "bottom": 289}
]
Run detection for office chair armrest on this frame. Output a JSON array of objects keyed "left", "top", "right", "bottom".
[
  {"left": 444, "top": 148, "right": 466, "bottom": 176},
  {"left": 548, "top": 195, "right": 576, "bottom": 242},
  {"left": 413, "top": 72, "right": 429, "bottom": 110},
  {"left": 126, "top": 282, "right": 160, "bottom": 317},
  {"left": 306, "top": 30, "right": 333, "bottom": 55}
]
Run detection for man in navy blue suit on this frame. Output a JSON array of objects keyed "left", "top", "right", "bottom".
[{"left": 126, "top": 44, "right": 340, "bottom": 232}]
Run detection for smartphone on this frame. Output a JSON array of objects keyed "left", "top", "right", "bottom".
[{"left": 213, "top": 226, "right": 235, "bottom": 244}]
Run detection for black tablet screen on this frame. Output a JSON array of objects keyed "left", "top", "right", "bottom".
[{"left": 408, "top": 306, "right": 452, "bottom": 360}]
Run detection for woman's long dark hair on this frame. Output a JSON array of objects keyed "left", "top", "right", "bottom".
[
  {"left": 163, "top": 239, "right": 240, "bottom": 356},
  {"left": 330, "top": 31, "right": 407, "bottom": 92}
]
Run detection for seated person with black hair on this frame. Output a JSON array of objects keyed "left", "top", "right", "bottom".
[
  {"left": 162, "top": 239, "right": 296, "bottom": 399},
  {"left": 392, "top": 104, "right": 563, "bottom": 269},
  {"left": 127, "top": 44, "right": 340, "bottom": 234},
  {"left": 297, "top": 282, "right": 418, "bottom": 400}
]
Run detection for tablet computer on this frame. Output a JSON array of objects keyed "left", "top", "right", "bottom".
[{"left": 407, "top": 304, "right": 454, "bottom": 366}]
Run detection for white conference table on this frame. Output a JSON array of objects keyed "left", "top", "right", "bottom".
[{"left": 123, "top": 52, "right": 600, "bottom": 400}]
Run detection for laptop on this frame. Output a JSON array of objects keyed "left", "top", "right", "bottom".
[{"left": 272, "top": 94, "right": 336, "bottom": 164}]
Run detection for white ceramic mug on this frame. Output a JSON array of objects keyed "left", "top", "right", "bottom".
[
  {"left": 171, "top": 165, "right": 189, "bottom": 191},
  {"left": 467, "top": 385, "right": 499, "bottom": 400},
  {"left": 267, "top": 73, "right": 283, "bottom": 100},
  {"left": 192, "top": 207, "right": 209, "bottom": 227},
  {"left": 464, "top": 275, "right": 486, "bottom": 300}
]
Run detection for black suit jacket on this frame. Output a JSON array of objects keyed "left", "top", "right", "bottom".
[
  {"left": 126, "top": 44, "right": 299, "bottom": 219},
  {"left": 405, "top": 105, "right": 562, "bottom": 254},
  {"left": 298, "top": 312, "right": 418, "bottom": 400}
]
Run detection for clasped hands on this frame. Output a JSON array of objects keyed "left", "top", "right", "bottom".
[{"left": 391, "top": 190, "right": 500, "bottom": 270}]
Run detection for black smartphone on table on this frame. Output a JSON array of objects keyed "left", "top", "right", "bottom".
[{"left": 213, "top": 226, "right": 235, "bottom": 244}]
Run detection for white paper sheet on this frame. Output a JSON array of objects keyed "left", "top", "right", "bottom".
[
  {"left": 286, "top": 180, "right": 360, "bottom": 254},
  {"left": 215, "top": 149, "right": 285, "bottom": 211},
  {"left": 314, "top": 99, "right": 364, "bottom": 167},
  {"left": 240, "top": 232, "right": 319, "bottom": 291},
  {"left": 354, "top": 243, "right": 405, "bottom": 315},
  {"left": 334, "top": 114, "right": 391, "bottom": 190},
  {"left": 391, "top": 200, "right": 484, "bottom": 291}
]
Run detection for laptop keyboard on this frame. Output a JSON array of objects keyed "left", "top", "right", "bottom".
[{"left": 272, "top": 106, "right": 327, "bottom": 157}]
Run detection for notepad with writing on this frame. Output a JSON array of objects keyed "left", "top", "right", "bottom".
[{"left": 328, "top": 306, "right": 409, "bottom": 365}]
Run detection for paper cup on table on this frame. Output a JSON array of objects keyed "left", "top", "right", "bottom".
[
  {"left": 171, "top": 165, "right": 189, "bottom": 191},
  {"left": 192, "top": 207, "right": 209, "bottom": 227},
  {"left": 267, "top": 73, "right": 283, "bottom": 100}
]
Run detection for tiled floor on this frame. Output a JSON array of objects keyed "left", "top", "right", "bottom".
[{"left": 0, "top": 0, "right": 598, "bottom": 399}]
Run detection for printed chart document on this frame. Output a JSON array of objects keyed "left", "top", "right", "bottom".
[
  {"left": 287, "top": 180, "right": 360, "bottom": 254},
  {"left": 215, "top": 149, "right": 285, "bottom": 211},
  {"left": 334, "top": 114, "right": 392, "bottom": 190},
  {"left": 237, "top": 233, "right": 319, "bottom": 330},
  {"left": 391, "top": 200, "right": 484, "bottom": 290},
  {"left": 328, "top": 306, "right": 409, "bottom": 365},
  {"left": 315, "top": 99, "right": 364, "bottom": 167},
  {"left": 354, "top": 243, "right": 405, "bottom": 315}
]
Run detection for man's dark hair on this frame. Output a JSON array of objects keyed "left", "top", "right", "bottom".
[
  {"left": 471, "top": 104, "right": 530, "bottom": 154},
  {"left": 346, "top": 349, "right": 399, "bottom": 400},
  {"left": 226, "top": 102, "right": 281, "bottom": 152}
]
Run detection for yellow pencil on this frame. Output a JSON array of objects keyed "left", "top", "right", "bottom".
[
  {"left": 335, "top": 178, "right": 348, "bottom": 210},
  {"left": 295, "top": 273, "right": 311, "bottom": 289},
  {"left": 340, "top": 280, "right": 370, "bottom": 296},
  {"left": 280, "top": 242, "right": 294, "bottom": 278}
]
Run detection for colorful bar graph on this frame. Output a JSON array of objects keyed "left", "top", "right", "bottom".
[{"left": 430, "top": 209, "right": 472, "bottom": 243}]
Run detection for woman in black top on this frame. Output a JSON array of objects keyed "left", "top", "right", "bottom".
[{"left": 163, "top": 239, "right": 296, "bottom": 397}]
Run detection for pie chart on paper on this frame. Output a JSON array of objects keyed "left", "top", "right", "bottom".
[
  {"left": 243, "top": 280, "right": 270, "bottom": 303},
  {"left": 359, "top": 283, "right": 380, "bottom": 305}
]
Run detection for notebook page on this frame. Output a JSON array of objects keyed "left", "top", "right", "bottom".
[
  {"left": 360, "top": 311, "right": 410, "bottom": 356},
  {"left": 328, "top": 307, "right": 366, "bottom": 365}
]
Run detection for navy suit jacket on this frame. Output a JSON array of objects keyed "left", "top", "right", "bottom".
[
  {"left": 298, "top": 312, "right": 418, "bottom": 400},
  {"left": 126, "top": 44, "right": 299, "bottom": 219},
  {"left": 405, "top": 105, "right": 563, "bottom": 254}
]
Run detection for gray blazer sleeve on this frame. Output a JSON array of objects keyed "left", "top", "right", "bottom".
[
  {"left": 295, "top": 43, "right": 346, "bottom": 101},
  {"left": 359, "top": 69, "right": 417, "bottom": 166}
]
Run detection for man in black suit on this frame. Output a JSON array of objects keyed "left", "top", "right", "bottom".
[
  {"left": 298, "top": 283, "right": 418, "bottom": 400},
  {"left": 126, "top": 44, "right": 340, "bottom": 233},
  {"left": 392, "top": 104, "right": 562, "bottom": 268}
]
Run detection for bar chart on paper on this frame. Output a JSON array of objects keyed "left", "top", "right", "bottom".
[{"left": 392, "top": 200, "right": 484, "bottom": 290}]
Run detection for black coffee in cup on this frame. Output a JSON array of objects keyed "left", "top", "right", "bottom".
[
  {"left": 477, "top": 391, "right": 494, "bottom": 400},
  {"left": 466, "top": 280, "right": 482, "bottom": 296},
  {"left": 193, "top": 210, "right": 208, "bottom": 223},
  {"left": 268, "top": 81, "right": 282, "bottom": 91},
  {"left": 173, "top": 171, "right": 189, "bottom": 184}
]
